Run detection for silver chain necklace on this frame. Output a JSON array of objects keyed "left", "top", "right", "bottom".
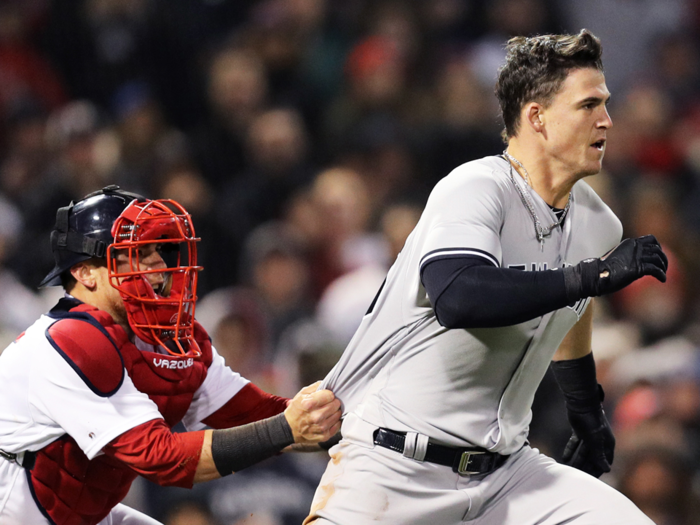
[{"left": 502, "top": 150, "right": 571, "bottom": 251}]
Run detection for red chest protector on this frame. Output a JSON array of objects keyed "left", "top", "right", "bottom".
[{"left": 27, "top": 298, "right": 213, "bottom": 525}]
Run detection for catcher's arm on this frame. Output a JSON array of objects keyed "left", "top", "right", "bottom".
[
  {"left": 194, "top": 383, "right": 341, "bottom": 482},
  {"left": 551, "top": 302, "right": 615, "bottom": 478}
]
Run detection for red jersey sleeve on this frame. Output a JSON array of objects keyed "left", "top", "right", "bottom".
[
  {"left": 202, "top": 383, "right": 290, "bottom": 429},
  {"left": 103, "top": 419, "right": 205, "bottom": 488}
]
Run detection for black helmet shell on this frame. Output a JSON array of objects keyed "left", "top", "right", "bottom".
[{"left": 39, "top": 185, "right": 145, "bottom": 287}]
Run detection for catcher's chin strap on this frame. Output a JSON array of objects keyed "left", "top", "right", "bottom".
[{"left": 0, "top": 448, "right": 36, "bottom": 469}]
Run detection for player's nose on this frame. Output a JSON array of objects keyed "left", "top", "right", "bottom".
[{"left": 598, "top": 106, "right": 613, "bottom": 129}]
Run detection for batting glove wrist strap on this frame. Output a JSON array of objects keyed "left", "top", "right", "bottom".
[
  {"left": 211, "top": 412, "right": 294, "bottom": 476},
  {"left": 566, "top": 235, "right": 668, "bottom": 300},
  {"left": 551, "top": 352, "right": 602, "bottom": 413}
]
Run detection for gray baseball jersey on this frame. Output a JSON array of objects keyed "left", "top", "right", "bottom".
[{"left": 321, "top": 155, "right": 622, "bottom": 454}]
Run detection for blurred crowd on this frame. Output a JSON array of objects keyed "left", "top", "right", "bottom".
[{"left": 1, "top": 0, "right": 700, "bottom": 524}]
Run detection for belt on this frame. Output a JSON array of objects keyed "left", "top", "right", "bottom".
[{"left": 373, "top": 428, "right": 508, "bottom": 476}]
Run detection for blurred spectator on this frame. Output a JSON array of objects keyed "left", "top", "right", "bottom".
[
  {"left": 339, "top": 113, "right": 429, "bottom": 209},
  {"left": 418, "top": 0, "right": 487, "bottom": 46},
  {"left": 561, "top": 0, "right": 690, "bottom": 94},
  {"left": 43, "top": 99, "right": 116, "bottom": 197},
  {"left": 107, "top": 80, "right": 185, "bottom": 196},
  {"left": 618, "top": 446, "right": 700, "bottom": 525},
  {"left": 607, "top": 337, "right": 697, "bottom": 403},
  {"left": 197, "top": 452, "right": 326, "bottom": 525},
  {"left": 316, "top": 200, "right": 422, "bottom": 346},
  {"left": 274, "top": 318, "right": 344, "bottom": 401},
  {"left": 422, "top": 56, "right": 504, "bottom": 186},
  {"left": 469, "top": 0, "right": 565, "bottom": 86},
  {"left": 651, "top": 31, "right": 700, "bottom": 114},
  {"left": 0, "top": 100, "right": 50, "bottom": 194},
  {"left": 199, "top": 221, "right": 313, "bottom": 363},
  {"left": 322, "top": 30, "right": 428, "bottom": 160},
  {"left": 0, "top": 2, "right": 67, "bottom": 125},
  {"left": 163, "top": 500, "right": 219, "bottom": 525},
  {"left": 0, "top": 194, "right": 61, "bottom": 349},
  {"left": 242, "top": 0, "right": 342, "bottom": 118},
  {"left": 6, "top": 100, "right": 114, "bottom": 287},
  {"left": 44, "top": 0, "right": 153, "bottom": 105},
  {"left": 194, "top": 46, "right": 268, "bottom": 187},
  {"left": 195, "top": 287, "right": 277, "bottom": 394},
  {"left": 214, "top": 107, "right": 314, "bottom": 285},
  {"left": 303, "top": 166, "right": 384, "bottom": 297}
]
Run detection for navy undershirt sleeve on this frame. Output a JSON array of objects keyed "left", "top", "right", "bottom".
[{"left": 420, "top": 255, "right": 573, "bottom": 329}]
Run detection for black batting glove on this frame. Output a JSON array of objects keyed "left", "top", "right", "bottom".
[
  {"left": 561, "top": 401, "right": 615, "bottom": 478},
  {"left": 563, "top": 235, "right": 668, "bottom": 302},
  {"left": 552, "top": 354, "right": 615, "bottom": 478}
]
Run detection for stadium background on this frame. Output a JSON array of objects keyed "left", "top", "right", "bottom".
[{"left": 0, "top": 0, "right": 699, "bottom": 523}]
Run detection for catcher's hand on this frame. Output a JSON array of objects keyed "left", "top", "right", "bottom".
[
  {"left": 561, "top": 406, "right": 615, "bottom": 478},
  {"left": 567, "top": 235, "right": 668, "bottom": 299}
]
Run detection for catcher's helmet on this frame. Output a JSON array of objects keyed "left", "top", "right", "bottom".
[{"left": 40, "top": 185, "right": 145, "bottom": 288}]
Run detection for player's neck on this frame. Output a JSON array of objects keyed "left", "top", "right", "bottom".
[
  {"left": 504, "top": 142, "right": 574, "bottom": 208},
  {"left": 70, "top": 285, "right": 133, "bottom": 335}
]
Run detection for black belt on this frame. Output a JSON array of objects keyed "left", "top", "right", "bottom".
[{"left": 373, "top": 428, "right": 508, "bottom": 476}]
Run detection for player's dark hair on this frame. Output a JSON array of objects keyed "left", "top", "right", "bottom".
[
  {"left": 60, "top": 271, "right": 77, "bottom": 292},
  {"left": 495, "top": 29, "right": 603, "bottom": 142}
]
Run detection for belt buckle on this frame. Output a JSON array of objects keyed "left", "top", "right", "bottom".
[{"left": 456, "top": 450, "right": 486, "bottom": 475}]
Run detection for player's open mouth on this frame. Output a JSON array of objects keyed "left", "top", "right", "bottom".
[{"left": 591, "top": 139, "right": 605, "bottom": 151}]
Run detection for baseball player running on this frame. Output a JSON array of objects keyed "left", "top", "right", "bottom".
[
  {"left": 0, "top": 186, "right": 341, "bottom": 525},
  {"left": 305, "top": 30, "right": 666, "bottom": 525}
]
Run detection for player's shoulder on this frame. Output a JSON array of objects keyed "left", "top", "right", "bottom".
[
  {"left": 432, "top": 156, "right": 510, "bottom": 197},
  {"left": 46, "top": 315, "right": 125, "bottom": 397},
  {"left": 572, "top": 179, "right": 623, "bottom": 253}
]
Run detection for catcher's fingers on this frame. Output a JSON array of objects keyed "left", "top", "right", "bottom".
[
  {"left": 297, "top": 381, "right": 323, "bottom": 395},
  {"left": 298, "top": 411, "right": 342, "bottom": 443},
  {"left": 285, "top": 388, "right": 342, "bottom": 444},
  {"left": 307, "top": 397, "right": 342, "bottom": 425}
]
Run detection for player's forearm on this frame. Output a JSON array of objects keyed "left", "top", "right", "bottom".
[
  {"left": 551, "top": 306, "right": 602, "bottom": 413},
  {"left": 553, "top": 300, "right": 593, "bottom": 361},
  {"left": 194, "top": 420, "right": 297, "bottom": 483},
  {"left": 422, "top": 257, "right": 571, "bottom": 328},
  {"left": 194, "top": 429, "right": 219, "bottom": 483}
]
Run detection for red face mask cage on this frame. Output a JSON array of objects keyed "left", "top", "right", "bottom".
[{"left": 107, "top": 199, "right": 202, "bottom": 357}]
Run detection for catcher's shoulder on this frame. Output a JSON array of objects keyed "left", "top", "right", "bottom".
[{"left": 46, "top": 316, "right": 125, "bottom": 397}]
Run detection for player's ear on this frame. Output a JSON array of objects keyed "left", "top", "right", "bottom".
[
  {"left": 524, "top": 103, "right": 545, "bottom": 133},
  {"left": 70, "top": 261, "right": 98, "bottom": 290}
]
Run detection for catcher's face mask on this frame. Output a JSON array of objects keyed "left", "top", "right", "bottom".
[{"left": 107, "top": 198, "right": 202, "bottom": 356}]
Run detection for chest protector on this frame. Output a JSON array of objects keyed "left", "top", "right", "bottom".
[{"left": 27, "top": 298, "right": 213, "bottom": 525}]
